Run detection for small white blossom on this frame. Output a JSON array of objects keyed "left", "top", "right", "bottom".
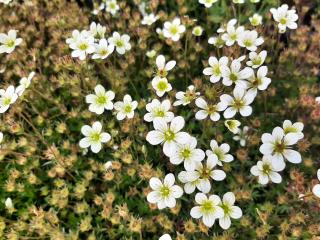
[
  {"left": 192, "top": 26, "right": 204, "bottom": 36},
  {"left": 220, "top": 87, "right": 256, "bottom": 118},
  {"left": 249, "top": 13, "right": 263, "bottom": 26},
  {"left": 169, "top": 136, "right": 205, "bottom": 171},
  {"left": 147, "top": 173, "right": 183, "bottom": 209},
  {"left": 221, "top": 59, "right": 253, "bottom": 88},
  {"left": 89, "top": 22, "right": 106, "bottom": 39},
  {"left": 108, "top": 32, "right": 131, "bottom": 55},
  {"left": 233, "top": 0, "right": 245, "bottom": 3},
  {"left": 104, "top": 161, "right": 113, "bottom": 170},
  {"left": 238, "top": 30, "right": 264, "bottom": 51},
  {"left": 0, "top": 0, "right": 13, "bottom": 4},
  {"left": 312, "top": 169, "right": 320, "bottom": 198},
  {"left": 146, "top": 116, "right": 190, "bottom": 157},
  {"left": 199, "top": 0, "right": 218, "bottom": 8},
  {"left": 218, "top": 192, "right": 243, "bottom": 229},
  {"left": 144, "top": 99, "right": 174, "bottom": 122},
  {"left": 146, "top": 50, "right": 157, "bottom": 58},
  {"left": 0, "top": 30, "right": 22, "bottom": 54},
  {"left": 173, "top": 85, "right": 200, "bottom": 106},
  {"left": 79, "top": 121, "right": 111, "bottom": 153},
  {"left": 0, "top": 85, "right": 18, "bottom": 113},
  {"left": 5, "top": 197, "right": 13, "bottom": 209},
  {"left": 190, "top": 193, "right": 224, "bottom": 227},
  {"left": 114, "top": 94, "right": 138, "bottom": 120},
  {"left": 86, "top": 84, "right": 115, "bottom": 114},
  {"left": 233, "top": 126, "right": 249, "bottom": 146},
  {"left": 208, "top": 36, "right": 225, "bottom": 48},
  {"left": 105, "top": 0, "right": 119, "bottom": 15},
  {"left": 225, "top": 120, "right": 241, "bottom": 134},
  {"left": 206, "top": 140, "right": 234, "bottom": 166},
  {"left": 260, "top": 126, "right": 303, "bottom": 165},
  {"left": 141, "top": 13, "right": 159, "bottom": 26},
  {"left": 15, "top": 71, "right": 35, "bottom": 96},
  {"left": 92, "top": 39, "right": 114, "bottom": 59},
  {"left": 246, "top": 50, "right": 267, "bottom": 68},
  {"left": 245, "top": 66, "right": 271, "bottom": 96},
  {"left": 203, "top": 56, "right": 228, "bottom": 83},
  {"left": 270, "top": 4, "right": 298, "bottom": 33},
  {"left": 152, "top": 77, "right": 172, "bottom": 97},
  {"left": 250, "top": 155, "right": 285, "bottom": 184},
  {"left": 163, "top": 18, "right": 186, "bottom": 42},
  {"left": 221, "top": 20, "right": 245, "bottom": 46},
  {"left": 153, "top": 54, "right": 176, "bottom": 79},
  {"left": 178, "top": 156, "right": 226, "bottom": 194},
  {"left": 69, "top": 34, "right": 95, "bottom": 60},
  {"left": 159, "top": 234, "right": 172, "bottom": 240},
  {"left": 282, "top": 120, "right": 304, "bottom": 140},
  {"left": 195, "top": 97, "right": 225, "bottom": 122}
]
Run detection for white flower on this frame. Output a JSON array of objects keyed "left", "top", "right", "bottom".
[
  {"left": 152, "top": 77, "right": 172, "bottom": 97},
  {"left": 250, "top": 155, "right": 285, "bottom": 184},
  {"left": 105, "top": 0, "right": 119, "bottom": 15},
  {"left": 0, "top": 30, "right": 22, "bottom": 54},
  {"left": 178, "top": 156, "right": 226, "bottom": 194},
  {"left": 66, "top": 30, "right": 81, "bottom": 45},
  {"left": 0, "top": 85, "right": 18, "bottom": 113},
  {"left": 206, "top": 140, "right": 234, "bottom": 166},
  {"left": 203, "top": 56, "right": 228, "bottom": 83},
  {"left": 92, "top": 39, "right": 114, "bottom": 59},
  {"left": 146, "top": 50, "right": 157, "bottom": 58},
  {"left": 282, "top": 120, "right": 304, "bottom": 141},
  {"left": 218, "top": 192, "right": 243, "bottom": 229},
  {"left": 141, "top": 13, "right": 159, "bottom": 26},
  {"left": 159, "top": 234, "right": 172, "bottom": 240},
  {"left": 199, "top": 0, "right": 218, "bottom": 8},
  {"left": 0, "top": 132, "right": 3, "bottom": 145},
  {"left": 249, "top": 13, "right": 263, "bottom": 26},
  {"left": 233, "top": 0, "right": 245, "bottom": 3},
  {"left": 217, "top": 19, "right": 237, "bottom": 34},
  {"left": 70, "top": 34, "right": 95, "bottom": 60},
  {"left": 224, "top": 120, "right": 241, "bottom": 134},
  {"left": 192, "top": 26, "right": 204, "bottom": 36},
  {"left": 238, "top": 30, "right": 264, "bottom": 51},
  {"left": 0, "top": 0, "right": 13, "bottom": 4},
  {"left": 190, "top": 193, "right": 224, "bottom": 227},
  {"left": 144, "top": 99, "right": 174, "bottom": 122},
  {"left": 312, "top": 169, "right": 320, "bottom": 198},
  {"left": 5, "top": 197, "right": 13, "bottom": 209},
  {"left": 195, "top": 97, "right": 225, "bottom": 122},
  {"left": 220, "top": 87, "right": 256, "bottom": 118},
  {"left": 114, "top": 94, "right": 138, "bottom": 120},
  {"left": 163, "top": 18, "right": 186, "bottom": 42},
  {"left": 221, "top": 59, "right": 253, "bottom": 88},
  {"left": 173, "top": 85, "right": 200, "bottom": 106},
  {"left": 270, "top": 4, "right": 298, "bottom": 33},
  {"left": 233, "top": 126, "right": 249, "bottom": 146},
  {"left": 221, "top": 20, "right": 245, "bottom": 46},
  {"left": 147, "top": 173, "right": 183, "bottom": 209},
  {"left": 260, "top": 126, "right": 302, "bottom": 165},
  {"left": 245, "top": 66, "right": 271, "bottom": 96},
  {"left": 108, "top": 32, "right": 131, "bottom": 55},
  {"left": 154, "top": 54, "right": 176, "bottom": 79},
  {"left": 79, "top": 121, "right": 111, "bottom": 153},
  {"left": 246, "top": 50, "right": 267, "bottom": 69},
  {"left": 15, "top": 71, "right": 35, "bottom": 96},
  {"left": 315, "top": 96, "right": 320, "bottom": 104},
  {"left": 169, "top": 136, "right": 205, "bottom": 171},
  {"left": 208, "top": 36, "right": 225, "bottom": 48},
  {"left": 104, "top": 161, "right": 113, "bottom": 170},
  {"left": 146, "top": 116, "right": 190, "bottom": 157},
  {"left": 86, "top": 84, "right": 115, "bottom": 114},
  {"left": 89, "top": 22, "right": 106, "bottom": 39}
]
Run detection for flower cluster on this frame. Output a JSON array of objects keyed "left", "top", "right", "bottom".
[{"left": 66, "top": 22, "right": 131, "bottom": 60}]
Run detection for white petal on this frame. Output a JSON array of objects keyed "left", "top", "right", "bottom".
[
  {"left": 146, "top": 130, "right": 164, "bottom": 145},
  {"left": 283, "top": 149, "right": 302, "bottom": 164}
]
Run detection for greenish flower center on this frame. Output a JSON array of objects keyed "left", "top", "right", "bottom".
[
  {"left": 200, "top": 200, "right": 214, "bottom": 213},
  {"left": 7, "top": 40, "right": 15, "bottom": 48},
  {"left": 154, "top": 108, "right": 165, "bottom": 117},
  {"left": 164, "top": 130, "right": 175, "bottom": 141},
  {"left": 157, "top": 81, "right": 168, "bottom": 91},
  {"left": 274, "top": 141, "right": 286, "bottom": 153},
  {"left": 3, "top": 98, "right": 11, "bottom": 106},
  {"left": 220, "top": 203, "right": 232, "bottom": 215},
  {"left": 230, "top": 73, "right": 238, "bottom": 82},
  {"left": 252, "top": 57, "right": 262, "bottom": 66},
  {"left": 180, "top": 148, "right": 191, "bottom": 159},
  {"left": 230, "top": 33, "right": 237, "bottom": 41},
  {"left": 160, "top": 185, "right": 170, "bottom": 198},
  {"left": 284, "top": 126, "right": 297, "bottom": 134},
  {"left": 96, "top": 95, "right": 107, "bottom": 105},
  {"left": 116, "top": 40, "right": 124, "bottom": 48},
  {"left": 169, "top": 25, "right": 179, "bottom": 35},
  {"left": 214, "top": 148, "right": 225, "bottom": 160},
  {"left": 79, "top": 43, "right": 88, "bottom": 51},
  {"left": 262, "top": 163, "right": 272, "bottom": 175},
  {"left": 213, "top": 65, "right": 221, "bottom": 75},
  {"left": 233, "top": 99, "right": 244, "bottom": 109},
  {"left": 157, "top": 69, "right": 168, "bottom": 78},
  {"left": 124, "top": 104, "right": 132, "bottom": 113},
  {"left": 207, "top": 105, "right": 217, "bottom": 114},
  {"left": 280, "top": 18, "right": 287, "bottom": 25},
  {"left": 244, "top": 39, "right": 253, "bottom": 47},
  {"left": 90, "top": 133, "right": 101, "bottom": 142},
  {"left": 100, "top": 49, "right": 109, "bottom": 56}
]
